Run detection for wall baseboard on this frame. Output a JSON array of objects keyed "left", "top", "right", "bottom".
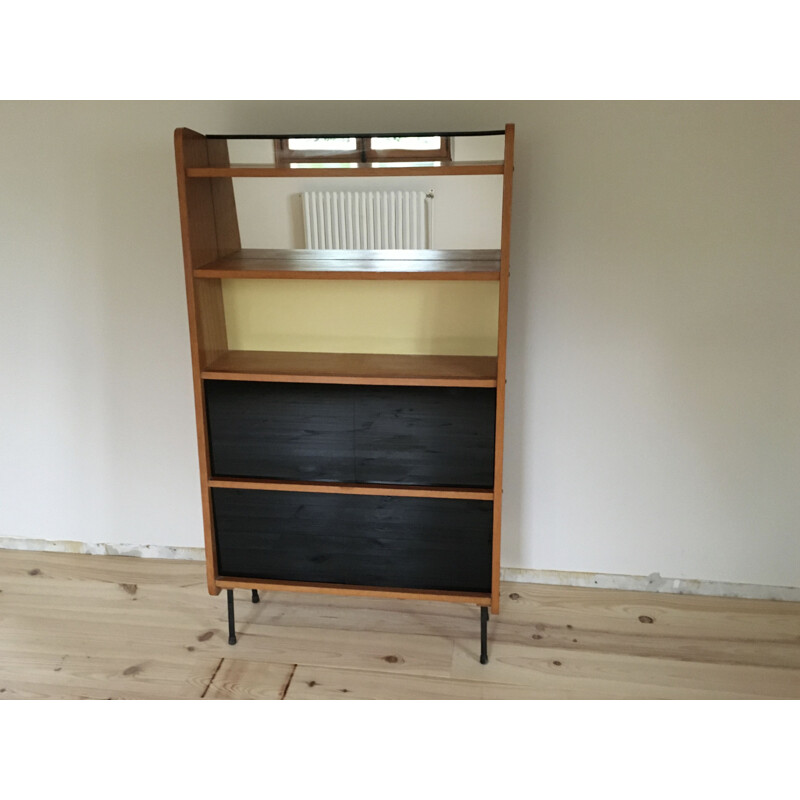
[
  {"left": 499, "top": 566, "right": 800, "bottom": 602},
  {"left": 0, "top": 537, "right": 205, "bottom": 563},
  {"left": 2, "top": 537, "right": 798, "bottom": 602}
]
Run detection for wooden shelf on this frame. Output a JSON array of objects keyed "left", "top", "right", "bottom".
[
  {"left": 186, "top": 161, "right": 504, "bottom": 178},
  {"left": 194, "top": 248, "right": 501, "bottom": 280},
  {"left": 206, "top": 129, "right": 506, "bottom": 140},
  {"left": 208, "top": 476, "right": 494, "bottom": 501},
  {"left": 201, "top": 351, "right": 498, "bottom": 387},
  {"left": 214, "top": 576, "right": 491, "bottom": 605}
]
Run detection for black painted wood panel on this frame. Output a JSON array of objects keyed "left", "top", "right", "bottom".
[
  {"left": 212, "top": 489, "right": 493, "bottom": 592},
  {"left": 205, "top": 381, "right": 355, "bottom": 482},
  {"left": 355, "top": 386, "right": 495, "bottom": 487},
  {"left": 205, "top": 381, "right": 495, "bottom": 487}
]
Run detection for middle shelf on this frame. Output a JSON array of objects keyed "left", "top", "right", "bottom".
[
  {"left": 202, "top": 351, "right": 497, "bottom": 387},
  {"left": 193, "top": 248, "right": 501, "bottom": 280},
  {"left": 208, "top": 476, "right": 494, "bottom": 501}
]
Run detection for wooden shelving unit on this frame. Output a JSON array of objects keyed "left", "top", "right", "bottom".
[{"left": 175, "top": 125, "right": 514, "bottom": 662}]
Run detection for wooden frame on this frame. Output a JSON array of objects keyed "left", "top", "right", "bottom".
[{"left": 175, "top": 125, "right": 514, "bottom": 615}]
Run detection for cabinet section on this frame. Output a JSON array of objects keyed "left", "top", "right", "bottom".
[
  {"left": 204, "top": 380, "right": 352, "bottom": 482},
  {"left": 204, "top": 381, "right": 496, "bottom": 487},
  {"left": 175, "top": 124, "right": 513, "bottom": 633},
  {"left": 354, "top": 384, "right": 495, "bottom": 487},
  {"left": 212, "top": 488, "right": 493, "bottom": 592}
]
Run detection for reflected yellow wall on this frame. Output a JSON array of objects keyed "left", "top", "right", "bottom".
[{"left": 222, "top": 280, "right": 499, "bottom": 355}]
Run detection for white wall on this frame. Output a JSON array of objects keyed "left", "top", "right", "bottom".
[{"left": 1, "top": 101, "right": 798, "bottom": 589}]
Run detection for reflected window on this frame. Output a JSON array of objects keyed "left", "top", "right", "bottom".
[{"left": 275, "top": 135, "right": 451, "bottom": 166}]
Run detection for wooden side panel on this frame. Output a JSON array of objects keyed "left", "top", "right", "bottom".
[
  {"left": 491, "top": 123, "right": 515, "bottom": 614},
  {"left": 174, "top": 127, "right": 226, "bottom": 595},
  {"left": 207, "top": 139, "right": 241, "bottom": 257},
  {"left": 175, "top": 131, "right": 228, "bottom": 367},
  {"left": 177, "top": 131, "right": 218, "bottom": 268},
  {"left": 193, "top": 278, "right": 228, "bottom": 367}
]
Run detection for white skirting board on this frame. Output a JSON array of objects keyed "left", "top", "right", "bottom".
[{"left": 1, "top": 536, "right": 798, "bottom": 603}]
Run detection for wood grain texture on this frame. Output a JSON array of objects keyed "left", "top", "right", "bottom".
[
  {"left": 202, "top": 351, "right": 497, "bottom": 387},
  {"left": 284, "top": 665, "right": 548, "bottom": 700},
  {"left": 202, "top": 660, "right": 295, "bottom": 700},
  {"left": 204, "top": 381, "right": 496, "bottom": 487},
  {"left": 206, "top": 138, "right": 241, "bottom": 256},
  {"left": 0, "top": 652, "right": 219, "bottom": 700},
  {"left": 175, "top": 128, "right": 225, "bottom": 595},
  {"left": 208, "top": 477, "right": 493, "bottom": 500},
  {"left": 194, "top": 249, "right": 500, "bottom": 280},
  {"left": 491, "top": 123, "right": 515, "bottom": 615},
  {"left": 1, "top": 551, "right": 798, "bottom": 700},
  {"left": 213, "top": 578, "right": 490, "bottom": 605},
  {"left": 186, "top": 162, "right": 504, "bottom": 178},
  {"left": 211, "top": 489, "right": 493, "bottom": 592},
  {"left": 449, "top": 638, "right": 800, "bottom": 699},
  {"left": 206, "top": 129, "right": 506, "bottom": 140}
]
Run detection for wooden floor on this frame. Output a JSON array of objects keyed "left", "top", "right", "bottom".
[{"left": 0, "top": 549, "right": 798, "bottom": 700}]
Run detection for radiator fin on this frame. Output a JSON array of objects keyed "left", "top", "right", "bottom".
[{"left": 302, "top": 190, "right": 432, "bottom": 249}]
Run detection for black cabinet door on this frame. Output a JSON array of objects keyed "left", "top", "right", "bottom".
[
  {"left": 212, "top": 488, "right": 493, "bottom": 593},
  {"left": 354, "top": 386, "right": 495, "bottom": 487},
  {"left": 205, "top": 382, "right": 355, "bottom": 482},
  {"left": 205, "top": 381, "right": 495, "bottom": 488}
]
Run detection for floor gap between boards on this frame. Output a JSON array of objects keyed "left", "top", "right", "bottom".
[
  {"left": 201, "top": 657, "right": 225, "bottom": 699},
  {"left": 279, "top": 664, "right": 298, "bottom": 700}
]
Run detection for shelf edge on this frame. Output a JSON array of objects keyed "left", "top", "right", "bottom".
[
  {"left": 186, "top": 162, "right": 504, "bottom": 178},
  {"left": 201, "top": 371, "right": 497, "bottom": 387},
  {"left": 214, "top": 576, "right": 492, "bottom": 605},
  {"left": 209, "top": 477, "right": 493, "bottom": 500},
  {"left": 195, "top": 268, "right": 500, "bottom": 281}
]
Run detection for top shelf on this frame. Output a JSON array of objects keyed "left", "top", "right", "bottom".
[
  {"left": 186, "top": 162, "right": 505, "bottom": 178},
  {"left": 205, "top": 130, "right": 507, "bottom": 140}
]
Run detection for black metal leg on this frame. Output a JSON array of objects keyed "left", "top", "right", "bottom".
[
  {"left": 480, "top": 606, "right": 489, "bottom": 664},
  {"left": 251, "top": 589, "right": 260, "bottom": 603},
  {"left": 227, "top": 589, "right": 237, "bottom": 645}
]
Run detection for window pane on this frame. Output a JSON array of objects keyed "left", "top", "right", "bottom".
[
  {"left": 288, "top": 138, "right": 357, "bottom": 151},
  {"left": 289, "top": 162, "right": 358, "bottom": 169},
  {"left": 371, "top": 161, "right": 441, "bottom": 168},
  {"left": 370, "top": 136, "right": 442, "bottom": 150}
]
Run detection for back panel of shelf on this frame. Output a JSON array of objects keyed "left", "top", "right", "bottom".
[
  {"left": 220, "top": 278, "right": 499, "bottom": 357},
  {"left": 218, "top": 135, "right": 504, "bottom": 360}
]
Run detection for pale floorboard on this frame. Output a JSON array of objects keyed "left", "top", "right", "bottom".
[
  {"left": 0, "top": 549, "right": 798, "bottom": 700},
  {"left": 202, "top": 660, "right": 296, "bottom": 700}
]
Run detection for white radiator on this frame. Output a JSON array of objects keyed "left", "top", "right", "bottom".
[{"left": 301, "top": 190, "right": 433, "bottom": 249}]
